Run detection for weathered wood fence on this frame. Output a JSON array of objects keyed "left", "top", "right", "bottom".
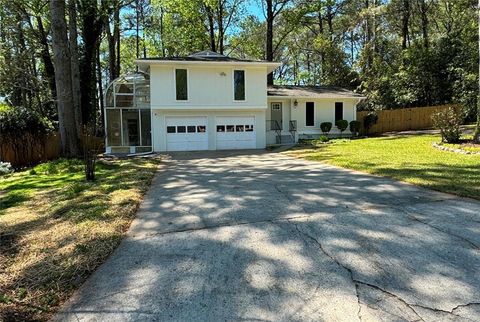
[
  {"left": 0, "top": 134, "right": 61, "bottom": 168},
  {"left": 356, "top": 105, "right": 460, "bottom": 134},
  {"left": 1, "top": 134, "right": 104, "bottom": 168}
]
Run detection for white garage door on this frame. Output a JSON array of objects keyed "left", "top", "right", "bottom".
[
  {"left": 166, "top": 117, "right": 208, "bottom": 151},
  {"left": 216, "top": 116, "right": 256, "bottom": 150}
]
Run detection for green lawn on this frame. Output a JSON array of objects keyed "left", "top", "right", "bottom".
[
  {"left": 0, "top": 158, "right": 159, "bottom": 321},
  {"left": 286, "top": 134, "right": 480, "bottom": 199}
]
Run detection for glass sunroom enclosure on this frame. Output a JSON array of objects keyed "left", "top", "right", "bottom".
[{"left": 104, "top": 73, "right": 152, "bottom": 154}]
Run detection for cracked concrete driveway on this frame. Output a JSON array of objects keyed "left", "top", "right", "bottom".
[{"left": 56, "top": 150, "right": 480, "bottom": 322}]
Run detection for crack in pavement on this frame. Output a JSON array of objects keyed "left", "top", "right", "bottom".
[
  {"left": 289, "top": 220, "right": 480, "bottom": 322},
  {"left": 128, "top": 214, "right": 313, "bottom": 239},
  {"left": 406, "top": 214, "right": 479, "bottom": 251},
  {"left": 410, "top": 303, "right": 476, "bottom": 322},
  {"left": 290, "top": 221, "right": 364, "bottom": 322},
  {"left": 451, "top": 302, "right": 480, "bottom": 312},
  {"left": 291, "top": 221, "right": 427, "bottom": 322}
]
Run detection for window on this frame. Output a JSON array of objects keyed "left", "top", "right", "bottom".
[
  {"left": 217, "top": 125, "right": 225, "bottom": 132},
  {"left": 272, "top": 103, "right": 281, "bottom": 110},
  {"left": 306, "top": 102, "right": 314, "bottom": 126},
  {"left": 236, "top": 125, "right": 244, "bottom": 132},
  {"left": 187, "top": 126, "right": 196, "bottom": 133},
  {"left": 175, "top": 69, "right": 188, "bottom": 100},
  {"left": 167, "top": 126, "right": 176, "bottom": 133},
  {"left": 177, "top": 126, "right": 186, "bottom": 133},
  {"left": 335, "top": 102, "right": 344, "bottom": 122},
  {"left": 226, "top": 125, "right": 235, "bottom": 132},
  {"left": 234, "top": 70, "right": 245, "bottom": 101},
  {"left": 245, "top": 125, "right": 254, "bottom": 132},
  {"left": 197, "top": 125, "right": 206, "bottom": 133}
]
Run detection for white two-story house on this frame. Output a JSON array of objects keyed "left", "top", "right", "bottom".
[{"left": 104, "top": 51, "right": 364, "bottom": 154}]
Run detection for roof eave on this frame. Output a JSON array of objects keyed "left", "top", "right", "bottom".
[
  {"left": 135, "top": 59, "right": 281, "bottom": 73},
  {"left": 267, "top": 95, "right": 367, "bottom": 100}
]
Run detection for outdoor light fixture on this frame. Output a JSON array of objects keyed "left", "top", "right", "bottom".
[
  {"left": 294, "top": 99, "right": 298, "bottom": 107},
  {"left": 220, "top": 72, "right": 227, "bottom": 76}
]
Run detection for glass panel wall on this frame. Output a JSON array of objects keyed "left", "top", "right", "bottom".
[
  {"left": 106, "top": 110, "right": 121, "bottom": 146},
  {"left": 140, "top": 110, "right": 151, "bottom": 146},
  {"left": 135, "top": 84, "right": 150, "bottom": 108},
  {"left": 104, "top": 73, "right": 152, "bottom": 149},
  {"left": 122, "top": 110, "right": 140, "bottom": 146}
]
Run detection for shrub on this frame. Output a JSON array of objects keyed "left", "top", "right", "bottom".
[
  {"left": 318, "top": 135, "right": 329, "bottom": 143},
  {"left": 320, "top": 122, "right": 332, "bottom": 135},
  {"left": 0, "top": 161, "right": 13, "bottom": 175},
  {"left": 335, "top": 120, "right": 349, "bottom": 135},
  {"left": 363, "top": 112, "right": 378, "bottom": 135},
  {"left": 349, "top": 120, "right": 361, "bottom": 136},
  {"left": 432, "top": 107, "right": 462, "bottom": 143}
]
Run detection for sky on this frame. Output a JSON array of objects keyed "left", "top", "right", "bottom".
[{"left": 246, "top": 2, "right": 265, "bottom": 21}]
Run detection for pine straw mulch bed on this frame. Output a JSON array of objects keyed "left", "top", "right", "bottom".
[
  {"left": 433, "top": 138, "right": 480, "bottom": 155},
  {"left": 0, "top": 157, "right": 160, "bottom": 321}
]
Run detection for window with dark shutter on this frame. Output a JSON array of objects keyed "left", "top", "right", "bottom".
[
  {"left": 234, "top": 70, "right": 245, "bottom": 101},
  {"left": 175, "top": 69, "right": 188, "bottom": 100},
  {"left": 335, "top": 102, "right": 344, "bottom": 121},
  {"left": 306, "top": 102, "right": 314, "bottom": 126}
]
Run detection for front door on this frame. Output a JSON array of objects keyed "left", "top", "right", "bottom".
[{"left": 270, "top": 102, "right": 282, "bottom": 130}]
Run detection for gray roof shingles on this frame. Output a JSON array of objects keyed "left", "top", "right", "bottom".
[
  {"left": 268, "top": 85, "right": 365, "bottom": 98},
  {"left": 137, "top": 50, "right": 266, "bottom": 63}
]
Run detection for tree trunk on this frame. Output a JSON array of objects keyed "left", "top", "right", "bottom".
[
  {"left": 206, "top": 4, "right": 216, "bottom": 52},
  {"left": 419, "top": 0, "right": 429, "bottom": 49},
  {"left": 474, "top": 0, "right": 480, "bottom": 142},
  {"left": 402, "top": 0, "right": 410, "bottom": 49},
  {"left": 160, "top": 7, "right": 166, "bottom": 57},
  {"left": 68, "top": 0, "right": 83, "bottom": 139},
  {"left": 326, "top": 4, "right": 333, "bottom": 40},
  {"left": 36, "top": 16, "right": 57, "bottom": 100},
  {"left": 364, "top": 0, "right": 373, "bottom": 69},
  {"left": 97, "top": 41, "right": 105, "bottom": 135},
  {"left": 218, "top": 0, "right": 224, "bottom": 54},
  {"left": 106, "top": 16, "right": 116, "bottom": 81},
  {"left": 266, "top": 0, "right": 274, "bottom": 85},
  {"left": 114, "top": 3, "right": 121, "bottom": 77},
  {"left": 49, "top": 0, "right": 80, "bottom": 157},
  {"left": 78, "top": 2, "right": 105, "bottom": 127}
]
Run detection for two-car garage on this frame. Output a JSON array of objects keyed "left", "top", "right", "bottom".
[{"left": 164, "top": 115, "right": 257, "bottom": 151}]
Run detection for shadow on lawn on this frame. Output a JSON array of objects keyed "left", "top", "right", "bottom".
[{"left": 0, "top": 159, "right": 158, "bottom": 321}]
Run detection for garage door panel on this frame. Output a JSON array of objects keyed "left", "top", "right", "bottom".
[
  {"left": 216, "top": 116, "right": 256, "bottom": 150},
  {"left": 166, "top": 117, "right": 208, "bottom": 151}
]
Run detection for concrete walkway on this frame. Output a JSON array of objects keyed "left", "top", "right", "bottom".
[{"left": 56, "top": 150, "right": 480, "bottom": 321}]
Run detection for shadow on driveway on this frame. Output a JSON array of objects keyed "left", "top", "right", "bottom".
[{"left": 56, "top": 150, "right": 480, "bottom": 321}]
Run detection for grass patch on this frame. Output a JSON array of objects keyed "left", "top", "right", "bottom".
[
  {"left": 0, "top": 157, "right": 159, "bottom": 321},
  {"left": 286, "top": 134, "right": 480, "bottom": 199}
]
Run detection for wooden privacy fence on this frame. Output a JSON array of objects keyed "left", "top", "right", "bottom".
[
  {"left": 0, "top": 134, "right": 61, "bottom": 168},
  {"left": 356, "top": 105, "right": 460, "bottom": 134},
  {"left": 1, "top": 133, "right": 104, "bottom": 168}
]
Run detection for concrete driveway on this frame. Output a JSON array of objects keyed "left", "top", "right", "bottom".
[{"left": 57, "top": 150, "right": 480, "bottom": 322}]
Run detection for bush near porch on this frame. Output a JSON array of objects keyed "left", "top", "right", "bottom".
[
  {"left": 0, "top": 157, "right": 159, "bottom": 321},
  {"left": 286, "top": 134, "right": 480, "bottom": 200}
]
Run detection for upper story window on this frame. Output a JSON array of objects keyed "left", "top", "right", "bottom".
[
  {"left": 234, "top": 70, "right": 245, "bottom": 101},
  {"left": 335, "top": 102, "right": 344, "bottom": 121},
  {"left": 175, "top": 69, "right": 188, "bottom": 101}
]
